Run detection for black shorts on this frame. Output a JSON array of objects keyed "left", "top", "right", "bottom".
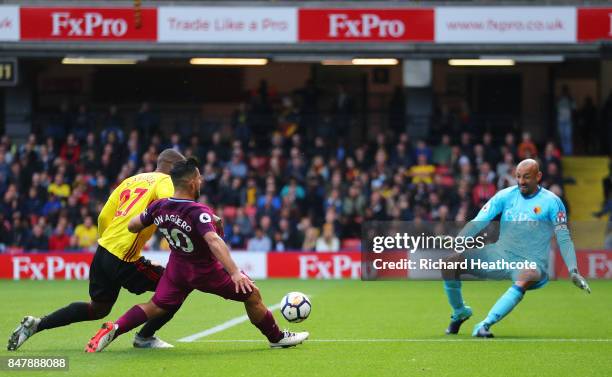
[{"left": 89, "top": 245, "right": 165, "bottom": 303}]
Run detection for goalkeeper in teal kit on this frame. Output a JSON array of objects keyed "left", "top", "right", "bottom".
[{"left": 443, "top": 159, "right": 591, "bottom": 338}]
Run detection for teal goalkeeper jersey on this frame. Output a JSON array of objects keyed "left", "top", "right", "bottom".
[{"left": 461, "top": 185, "right": 577, "bottom": 272}]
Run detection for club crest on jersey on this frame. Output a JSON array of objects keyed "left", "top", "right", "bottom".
[
  {"left": 556, "top": 211, "right": 566, "bottom": 224},
  {"left": 533, "top": 206, "right": 541, "bottom": 215}
]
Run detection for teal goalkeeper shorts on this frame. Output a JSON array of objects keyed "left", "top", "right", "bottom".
[{"left": 462, "top": 245, "right": 549, "bottom": 290}]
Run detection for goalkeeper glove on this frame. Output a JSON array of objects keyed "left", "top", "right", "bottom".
[{"left": 570, "top": 269, "right": 591, "bottom": 294}]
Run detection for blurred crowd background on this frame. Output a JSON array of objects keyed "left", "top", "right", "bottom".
[{"left": 0, "top": 80, "right": 580, "bottom": 253}]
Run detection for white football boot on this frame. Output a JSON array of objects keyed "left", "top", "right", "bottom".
[
  {"left": 269, "top": 330, "right": 309, "bottom": 348},
  {"left": 133, "top": 334, "right": 174, "bottom": 348},
  {"left": 7, "top": 316, "right": 41, "bottom": 351}
]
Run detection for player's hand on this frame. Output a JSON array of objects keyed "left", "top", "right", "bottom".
[
  {"left": 570, "top": 270, "right": 591, "bottom": 294},
  {"left": 213, "top": 215, "right": 224, "bottom": 238},
  {"left": 231, "top": 271, "right": 255, "bottom": 294}
]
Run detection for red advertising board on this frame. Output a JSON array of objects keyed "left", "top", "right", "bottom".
[
  {"left": 298, "top": 8, "right": 433, "bottom": 42},
  {"left": 20, "top": 7, "right": 157, "bottom": 41},
  {"left": 0, "top": 253, "right": 94, "bottom": 280},
  {"left": 556, "top": 250, "right": 612, "bottom": 279},
  {"left": 577, "top": 8, "right": 612, "bottom": 42},
  {"left": 267, "top": 252, "right": 361, "bottom": 279}
]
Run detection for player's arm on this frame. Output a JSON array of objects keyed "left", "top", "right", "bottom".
[
  {"left": 458, "top": 191, "right": 504, "bottom": 239},
  {"left": 98, "top": 189, "right": 119, "bottom": 236},
  {"left": 550, "top": 199, "right": 591, "bottom": 293},
  {"left": 204, "top": 231, "right": 255, "bottom": 294},
  {"left": 128, "top": 203, "right": 157, "bottom": 234}
]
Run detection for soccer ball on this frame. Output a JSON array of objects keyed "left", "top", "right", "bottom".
[{"left": 280, "top": 292, "right": 311, "bottom": 323}]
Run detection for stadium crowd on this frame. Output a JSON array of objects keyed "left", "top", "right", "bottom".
[{"left": 0, "top": 99, "right": 569, "bottom": 253}]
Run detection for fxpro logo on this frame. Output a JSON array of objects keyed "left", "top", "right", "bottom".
[
  {"left": 12, "top": 256, "right": 90, "bottom": 280},
  {"left": 298, "top": 255, "right": 360, "bottom": 279},
  {"left": 327, "top": 13, "right": 405, "bottom": 38},
  {"left": 51, "top": 12, "right": 128, "bottom": 37}
]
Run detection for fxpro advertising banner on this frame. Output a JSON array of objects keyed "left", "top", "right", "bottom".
[
  {"left": 158, "top": 7, "right": 297, "bottom": 43},
  {"left": 20, "top": 7, "right": 157, "bottom": 41},
  {"left": 435, "top": 7, "right": 577, "bottom": 43}
]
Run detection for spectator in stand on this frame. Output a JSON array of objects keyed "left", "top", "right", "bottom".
[
  {"left": 301, "top": 226, "right": 319, "bottom": 252},
  {"left": 557, "top": 85, "right": 576, "bottom": 155},
  {"left": 433, "top": 134, "right": 452, "bottom": 166},
  {"left": 518, "top": 132, "right": 538, "bottom": 159},
  {"left": 246, "top": 227, "right": 272, "bottom": 252},
  {"left": 48, "top": 174, "right": 70, "bottom": 199},
  {"left": 227, "top": 150, "right": 248, "bottom": 179},
  {"left": 496, "top": 152, "right": 515, "bottom": 180},
  {"left": 73, "top": 105, "right": 94, "bottom": 142},
  {"left": 227, "top": 223, "right": 245, "bottom": 249},
  {"left": 472, "top": 173, "right": 496, "bottom": 209},
  {"left": 542, "top": 162, "right": 563, "bottom": 189},
  {"left": 25, "top": 224, "right": 49, "bottom": 252},
  {"left": 408, "top": 154, "right": 435, "bottom": 184},
  {"left": 504, "top": 132, "right": 517, "bottom": 158},
  {"left": 73, "top": 215, "right": 97, "bottom": 250},
  {"left": 60, "top": 134, "right": 81, "bottom": 164},
  {"left": 48, "top": 223, "right": 71, "bottom": 251},
  {"left": 136, "top": 102, "right": 159, "bottom": 144},
  {"left": 315, "top": 223, "right": 340, "bottom": 252},
  {"left": 66, "top": 235, "right": 82, "bottom": 251},
  {"left": 101, "top": 105, "right": 125, "bottom": 144}
]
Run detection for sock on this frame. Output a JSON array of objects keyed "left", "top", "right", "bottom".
[
  {"left": 115, "top": 305, "right": 149, "bottom": 338},
  {"left": 484, "top": 285, "right": 525, "bottom": 327},
  {"left": 137, "top": 310, "right": 175, "bottom": 338},
  {"left": 444, "top": 280, "right": 465, "bottom": 315},
  {"left": 38, "top": 302, "right": 92, "bottom": 332},
  {"left": 253, "top": 310, "right": 283, "bottom": 343}
]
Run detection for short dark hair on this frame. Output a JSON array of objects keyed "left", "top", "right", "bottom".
[{"left": 170, "top": 157, "right": 199, "bottom": 190}]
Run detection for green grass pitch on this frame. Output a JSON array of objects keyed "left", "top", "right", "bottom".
[{"left": 1, "top": 279, "right": 611, "bottom": 377}]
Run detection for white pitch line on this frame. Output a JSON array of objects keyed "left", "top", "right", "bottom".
[
  {"left": 178, "top": 303, "right": 282, "bottom": 343},
  {"left": 188, "top": 338, "right": 612, "bottom": 343}
]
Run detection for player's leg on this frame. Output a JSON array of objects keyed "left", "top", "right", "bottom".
[
  {"left": 472, "top": 269, "right": 543, "bottom": 338},
  {"left": 119, "top": 256, "right": 176, "bottom": 348},
  {"left": 85, "top": 301, "right": 169, "bottom": 353},
  {"left": 7, "top": 247, "right": 118, "bottom": 351},
  {"left": 441, "top": 253, "right": 472, "bottom": 334},
  {"left": 199, "top": 265, "right": 308, "bottom": 348},
  {"left": 86, "top": 268, "right": 190, "bottom": 353}
]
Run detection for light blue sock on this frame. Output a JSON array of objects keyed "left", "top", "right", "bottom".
[
  {"left": 484, "top": 285, "right": 525, "bottom": 327},
  {"left": 444, "top": 280, "right": 465, "bottom": 314}
]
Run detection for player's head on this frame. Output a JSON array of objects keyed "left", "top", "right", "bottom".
[
  {"left": 156, "top": 149, "right": 186, "bottom": 174},
  {"left": 170, "top": 157, "right": 201, "bottom": 200},
  {"left": 516, "top": 158, "right": 541, "bottom": 195}
]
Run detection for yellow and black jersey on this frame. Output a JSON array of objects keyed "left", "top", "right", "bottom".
[{"left": 97, "top": 172, "right": 174, "bottom": 262}]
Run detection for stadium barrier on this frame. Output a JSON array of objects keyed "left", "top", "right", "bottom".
[{"left": 0, "top": 250, "right": 609, "bottom": 280}]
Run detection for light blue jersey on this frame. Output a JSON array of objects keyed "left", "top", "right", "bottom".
[{"left": 461, "top": 185, "right": 577, "bottom": 274}]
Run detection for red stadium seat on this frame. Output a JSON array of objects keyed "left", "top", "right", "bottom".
[{"left": 341, "top": 238, "right": 361, "bottom": 251}]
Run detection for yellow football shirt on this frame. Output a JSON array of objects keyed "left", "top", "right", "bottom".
[
  {"left": 97, "top": 172, "right": 174, "bottom": 262},
  {"left": 74, "top": 224, "right": 98, "bottom": 248}
]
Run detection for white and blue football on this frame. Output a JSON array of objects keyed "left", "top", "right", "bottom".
[{"left": 280, "top": 292, "right": 311, "bottom": 323}]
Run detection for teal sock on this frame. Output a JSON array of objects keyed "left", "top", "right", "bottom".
[
  {"left": 484, "top": 285, "right": 524, "bottom": 327},
  {"left": 444, "top": 280, "right": 465, "bottom": 314}
]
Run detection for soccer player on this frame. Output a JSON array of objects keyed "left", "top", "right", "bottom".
[
  {"left": 442, "top": 159, "right": 591, "bottom": 338},
  {"left": 85, "top": 158, "right": 308, "bottom": 352},
  {"left": 8, "top": 149, "right": 186, "bottom": 351}
]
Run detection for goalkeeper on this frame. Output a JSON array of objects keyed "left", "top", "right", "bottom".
[{"left": 442, "top": 159, "right": 590, "bottom": 338}]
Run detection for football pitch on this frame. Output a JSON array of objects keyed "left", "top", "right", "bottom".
[{"left": 1, "top": 279, "right": 611, "bottom": 377}]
